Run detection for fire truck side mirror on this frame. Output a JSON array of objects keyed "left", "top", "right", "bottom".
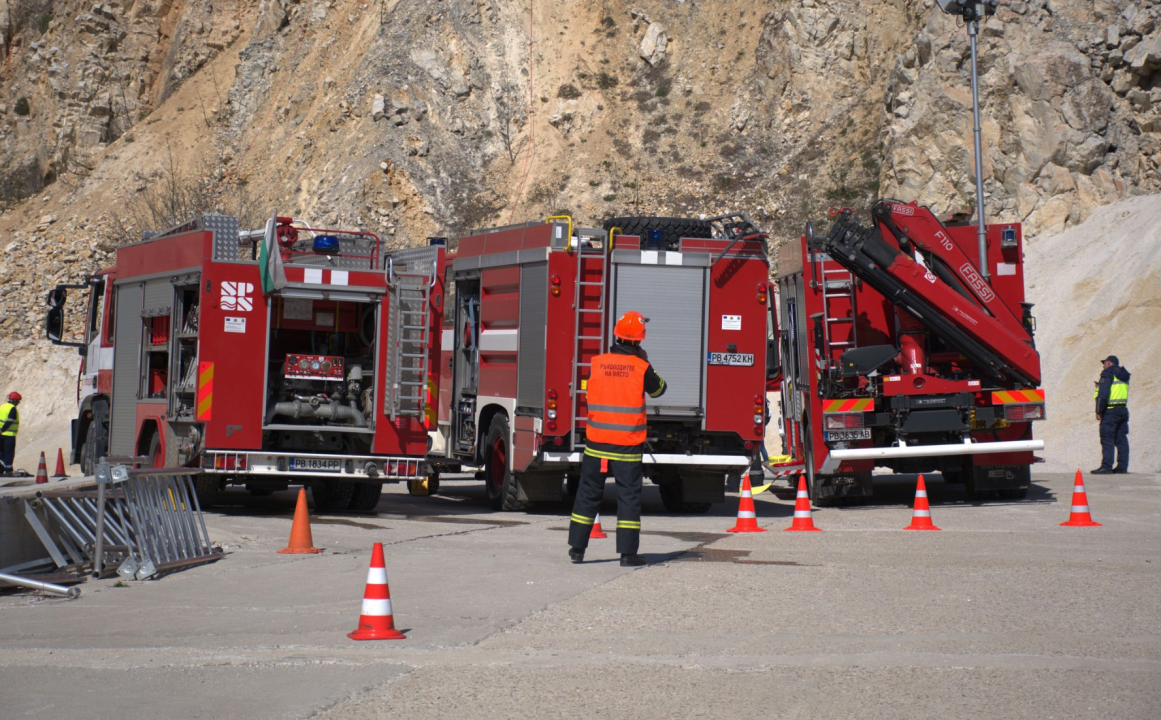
[{"left": 44, "top": 286, "right": 86, "bottom": 350}]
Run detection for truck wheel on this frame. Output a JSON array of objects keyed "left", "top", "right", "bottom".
[
  {"left": 484, "top": 415, "right": 529, "bottom": 511},
  {"left": 147, "top": 432, "right": 165, "bottom": 469},
  {"left": 80, "top": 422, "right": 97, "bottom": 476},
  {"left": 193, "top": 475, "right": 221, "bottom": 509},
  {"left": 603, "top": 216, "right": 715, "bottom": 249},
  {"left": 348, "top": 483, "right": 384, "bottom": 512},
  {"left": 312, "top": 480, "right": 356, "bottom": 512},
  {"left": 659, "top": 482, "right": 712, "bottom": 514}
]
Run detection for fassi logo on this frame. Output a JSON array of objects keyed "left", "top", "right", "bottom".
[
  {"left": 957, "top": 263, "right": 996, "bottom": 303},
  {"left": 221, "top": 281, "right": 255, "bottom": 311},
  {"left": 890, "top": 204, "right": 915, "bottom": 216}
]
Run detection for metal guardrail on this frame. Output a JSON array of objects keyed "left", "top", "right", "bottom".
[{"left": 8, "top": 461, "right": 222, "bottom": 584}]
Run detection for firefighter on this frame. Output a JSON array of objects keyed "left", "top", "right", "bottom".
[
  {"left": 568, "top": 311, "right": 666, "bottom": 567},
  {"left": 1091, "top": 355, "right": 1130, "bottom": 475},
  {"left": 0, "top": 391, "right": 20, "bottom": 476}
]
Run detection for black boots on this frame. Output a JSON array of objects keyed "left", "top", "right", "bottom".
[
  {"left": 619, "top": 554, "right": 647, "bottom": 567},
  {"left": 568, "top": 547, "right": 585, "bottom": 564}
]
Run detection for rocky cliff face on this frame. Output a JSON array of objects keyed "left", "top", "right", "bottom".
[{"left": 0, "top": 0, "right": 1158, "bottom": 348}]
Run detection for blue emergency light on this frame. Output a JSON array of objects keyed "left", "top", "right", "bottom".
[
  {"left": 1001, "top": 226, "right": 1017, "bottom": 249},
  {"left": 645, "top": 228, "right": 664, "bottom": 250},
  {"left": 313, "top": 235, "right": 341, "bottom": 254}
]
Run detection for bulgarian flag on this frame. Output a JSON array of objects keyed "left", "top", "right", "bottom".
[{"left": 258, "top": 215, "right": 288, "bottom": 296}]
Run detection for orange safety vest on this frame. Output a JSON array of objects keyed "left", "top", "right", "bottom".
[{"left": 585, "top": 353, "right": 649, "bottom": 446}]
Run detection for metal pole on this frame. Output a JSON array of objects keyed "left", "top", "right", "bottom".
[
  {"left": 93, "top": 478, "right": 106, "bottom": 579},
  {"left": 0, "top": 572, "right": 81, "bottom": 598},
  {"left": 968, "top": 11, "right": 990, "bottom": 280}
]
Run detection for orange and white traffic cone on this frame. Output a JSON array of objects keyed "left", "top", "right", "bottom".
[
  {"left": 904, "top": 475, "right": 941, "bottom": 531},
  {"left": 278, "top": 488, "right": 322, "bottom": 554},
  {"left": 784, "top": 475, "right": 822, "bottom": 532},
  {"left": 590, "top": 513, "right": 608, "bottom": 539},
  {"left": 1061, "top": 470, "right": 1101, "bottom": 527},
  {"left": 728, "top": 473, "right": 767, "bottom": 533},
  {"left": 35, "top": 452, "right": 49, "bottom": 484},
  {"left": 53, "top": 448, "right": 69, "bottom": 478},
  {"left": 348, "top": 542, "right": 406, "bottom": 641}
]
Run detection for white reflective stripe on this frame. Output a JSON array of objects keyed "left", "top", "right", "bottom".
[
  {"left": 361, "top": 598, "right": 393, "bottom": 616},
  {"left": 912, "top": 510, "right": 931, "bottom": 517},
  {"left": 1071, "top": 505, "right": 1089, "bottom": 513},
  {"left": 1073, "top": 486, "right": 1086, "bottom": 493},
  {"left": 793, "top": 510, "right": 813, "bottom": 518},
  {"left": 741, "top": 490, "right": 752, "bottom": 498},
  {"left": 915, "top": 490, "right": 928, "bottom": 498},
  {"left": 797, "top": 491, "right": 808, "bottom": 499},
  {"left": 366, "top": 567, "right": 388, "bottom": 585},
  {"left": 736, "top": 511, "right": 756, "bottom": 518}
]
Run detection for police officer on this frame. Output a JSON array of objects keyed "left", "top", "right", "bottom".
[
  {"left": 568, "top": 311, "right": 666, "bottom": 567},
  {"left": 0, "top": 391, "right": 21, "bottom": 475},
  {"left": 1091, "top": 355, "right": 1130, "bottom": 475}
]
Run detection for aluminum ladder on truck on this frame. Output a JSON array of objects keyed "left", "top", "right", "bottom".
[
  {"left": 818, "top": 257, "right": 858, "bottom": 353},
  {"left": 570, "top": 238, "right": 611, "bottom": 448},
  {"left": 385, "top": 247, "right": 438, "bottom": 421}
]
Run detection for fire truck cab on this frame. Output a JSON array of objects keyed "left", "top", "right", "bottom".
[
  {"left": 46, "top": 214, "right": 444, "bottom": 512},
  {"left": 430, "top": 215, "right": 779, "bottom": 512}
]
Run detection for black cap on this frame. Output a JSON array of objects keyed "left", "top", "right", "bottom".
[{"left": 1102, "top": 355, "right": 1119, "bottom": 365}]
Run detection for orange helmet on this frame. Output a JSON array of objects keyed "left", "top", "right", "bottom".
[{"left": 613, "top": 311, "right": 647, "bottom": 342}]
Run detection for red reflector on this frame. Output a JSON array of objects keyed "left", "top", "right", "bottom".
[
  {"left": 744, "top": 441, "right": 754, "bottom": 450},
  {"left": 553, "top": 436, "right": 564, "bottom": 446}
]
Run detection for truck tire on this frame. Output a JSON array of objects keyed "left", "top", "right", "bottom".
[
  {"left": 80, "top": 399, "right": 109, "bottom": 476},
  {"left": 312, "top": 480, "right": 356, "bottom": 512},
  {"left": 659, "top": 482, "right": 712, "bottom": 514},
  {"left": 348, "top": 483, "right": 384, "bottom": 512},
  {"left": 484, "top": 414, "right": 529, "bottom": 511},
  {"left": 602, "top": 216, "right": 715, "bottom": 249},
  {"left": 193, "top": 475, "right": 222, "bottom": 509}
]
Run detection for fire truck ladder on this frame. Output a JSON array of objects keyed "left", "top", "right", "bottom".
[
  {"left": 820, "top": 264, "right": 858, "bottom": 352},
  {"left": 570, "top": 242, "right": 611, "bottom": 447},
  {"left": 385, "top": 247, "right": 438, "bottom": 421}
]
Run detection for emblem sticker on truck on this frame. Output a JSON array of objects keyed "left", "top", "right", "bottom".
[
  {"left": 221, "top": 281, "right": 254, "bottom": 311},
  {"left": 224, "top": 317, "right": 246, "bottom": 333},
  {"left": 721, "top": 314, "right": 742, "bottom": 330}
]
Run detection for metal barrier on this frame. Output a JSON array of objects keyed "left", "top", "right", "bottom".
[{"left": 13, "top": 461, "right": 222, "bottom": 582}]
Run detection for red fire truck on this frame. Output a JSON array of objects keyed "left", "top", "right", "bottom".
[
  {"left": 773, "top": 201, "right": 1045, "bottom": 504},
  {"left": 428, "top": 215, "right": 779, "bottom": 512},
  {"left": 45, "top": 214, "right": 445, "bottom": 511}
]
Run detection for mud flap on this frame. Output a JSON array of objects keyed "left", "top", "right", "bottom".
[
  {"left": 969, "top": 464, "right": 1030, "bottom": 492},
  {"left": 516, "top": 471, "right": 563, "bottom": 502}
]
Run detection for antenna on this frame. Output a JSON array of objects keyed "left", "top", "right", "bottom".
[{"left": 937, "top": 0, "right": 999, "bottom": 280}]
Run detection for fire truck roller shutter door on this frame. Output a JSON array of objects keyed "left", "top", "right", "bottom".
[
  {"left": 613, "top": 264, "right": 706, "bottom": 415},
  {"left": 516, "top": 262, "right": 548, "bottom": 407},
  {"left": 109, "top": 283, "right": 145, "bottom": 455}
]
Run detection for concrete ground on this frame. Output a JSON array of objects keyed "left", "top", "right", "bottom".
[{"left": 1, "top": 470, "right": 1158, "bottom": 718}]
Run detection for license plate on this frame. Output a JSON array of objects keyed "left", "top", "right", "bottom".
[
  {"left": 708, "top": 352, "right": 754, "bottom": 366},
  {"left": 824, "top": 428, "right": 871, "bottom": 442},
  {"left": 289, "top": 457, "right": 342, "bottom": 472}
]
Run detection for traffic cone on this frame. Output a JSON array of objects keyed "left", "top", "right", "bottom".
[
  {"left": 784, "top": 475, "right": 822, "bottom": 532},
  {"left": 728, "top": 473, "right": 767, "bottom": 533},
  {"left": 348, "top": 542, "right": 406, "bottom": 640},
  {"left": 1061, "top": 470, "right": 1101, "bottom": 527},
  {"left": 590, "top": 513, "right": 608, "bottom": 539},
  {"left": 53, "top": 448, "right": 68, "bottom": 478},
  {"left": 278, "top": 488, "right": 322, "bottom": 554},
  {"left": 35, "top": 452, "right": 49, "bottom": 484},
  {"left": 904, "top": 475, "right": 941, "bottom": 531}
]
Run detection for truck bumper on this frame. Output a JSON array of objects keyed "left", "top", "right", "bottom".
[
  {"left": 201, "top": 450, "right": 425, "bottom": 481},
  {"left": 540, "top": 452, "right": 751, "bottom": 467},
  {"left": 821, "top": 439, "right": 1044, "bottom": 473}
]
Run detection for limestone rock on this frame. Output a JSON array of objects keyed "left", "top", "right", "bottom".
[{"left": 639, "top": 23, "right": 668, "bottom": 67}]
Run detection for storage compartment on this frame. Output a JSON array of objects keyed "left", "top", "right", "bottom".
[
  {"left": 264, "top": 297, "right": 378, "bottom": 432},
  {"left": 611, "top": 263, "right": 707, "bottom": 416}
]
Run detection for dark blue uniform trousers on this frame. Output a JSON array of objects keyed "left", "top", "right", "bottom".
[{"left": 1099, "top": 406, "right": 1129, "bottom": 471}]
